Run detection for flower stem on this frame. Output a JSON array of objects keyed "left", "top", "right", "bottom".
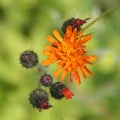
[
  {"left": 82, "top": 1, "right": 120, "bottom": 31},
  {"left": 36, "top": 63, "right": 49, "bottom": 89}
]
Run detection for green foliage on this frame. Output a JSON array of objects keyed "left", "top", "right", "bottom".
[{"left": 0, "top": 0, "right": 120, "bottom": 120}]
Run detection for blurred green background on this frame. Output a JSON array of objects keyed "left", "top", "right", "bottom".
[{"left": 0, "top": 0, "right": 120, "bottom": 120}]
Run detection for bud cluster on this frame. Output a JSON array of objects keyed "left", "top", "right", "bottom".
[
  {"left": 19, "top": 17, "right": 88, "bottom": 111},
  {"left": 20, "top": 50, "right": 73, "bottom": 111}
]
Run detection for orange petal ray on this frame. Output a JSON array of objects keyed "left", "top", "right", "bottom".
[
  {"left": 52, "top": 30, "right": 63, "bottom": 42},
  {"left": 42, "top": 59, "right": 57, "bottom": 66},
  {"left": 70, "top": 28, "right": 77, "bottom": 43},
  {"left": 83, "top": 66, "right": 92, "bottom": 76},
  {"left": 64, "top": 26, "right": 72, "bottom": 41},
  {"left": 45, "top": 45, "right": 56, "bottom": 50},
  {"left": 53, "top": 67, "right": 62, "bottom": 78},
  {"left": 70, "top": 72, "right": 73, "bottom": 83},
  {"left": 74, "top": 69, "right": 81, "bottom": 84},
  {"left": 43, "top": 50, "right": 51, "bottom": 55},
  {"left": 86, "top": 55, "right": 97, "bottom": 61},
  {"left": 75, "top": 32, "right": 84, "bottom": 48},
  {"left": 60, "top": 70, "right": 67, "bottom": 81},
  {"left": 79, "top": 68, "right": 86, "bottom": 79},
  {"left": 57, "top": 60, "right": 66, "bottom": 67},
  {"left": 76, "top": 75, "right": 81, "bottom": 85},
  {"left": 46, "top": 35, "right": 59, "bottom": 46},
  {"left": 78, "top": 31, "right": 84, "bottom": 39},
  {"left": 75, "top": 40, "right": 82, "bottom": 48},
  {"left": 81, "top": 58, "right": 93, "bottom": 65},
  {"left": 81, "top": 34, "right": 92, "bottom": 44}
]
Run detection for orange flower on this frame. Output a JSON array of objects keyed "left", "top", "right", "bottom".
[
  {"left": 61, "top": 87, "right": 74, "bottom": 99},
  {"left": 42, "top": 26, "right": 97, "bottom": 84}
]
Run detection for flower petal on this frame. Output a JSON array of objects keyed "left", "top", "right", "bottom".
[
  {"left": 73, "top": 69, "right": 81, "bottom": 84},
  {"left": 81, "top": 34, "right": 92, "bottom": 44},
  {"left": 70, "top": 72, "right": 73, "bottom": 83},
  {"left": 70, "top": 28, "right": 77, "bottom": 43},
  {"left": 83, "top": 66, "right": 92, "bottom": 76},
  {"left": 79, "top": 68, "right": 86, "bottom": 79},
  {"left": 64, "top": 26, "right": 72, "bottom": 41},
  {"left": 53, "top": 67, "right": 62, "bottom": 78},
  {"left": 52, "top": 30, "right": 63, "bottom": 42},
  {"left": 46, "top": 35, "right": 59, "bottom": 46},
  {"left": 60, "top": 70, "right": 67, "bottom": 81},
  {"left": 61, "top": 87, "right": 74, "bottom": 99},
  {"left": 42, "top": 59, "right": 57, "bottom": 66}
]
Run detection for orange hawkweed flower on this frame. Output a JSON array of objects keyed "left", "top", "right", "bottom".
[
  {"left": 42, "top": 26, "right": 97, "bottom": 84},
  {"left": 61, "top": 87, "right": 74, "bottom": 99}
]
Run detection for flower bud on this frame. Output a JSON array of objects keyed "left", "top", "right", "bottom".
[
  {"left": 40, "top": 74, "right": 53, "bottom": 87},
  {"left": 62, "top": 18, "right": 89, "bottom": 33},
  {"left": 20, "top": 50, "right": 38, "bottom": 68},
  {"left": 50, "top": 82, "right": 74, "bottom": 100},
  {"left": 29, "top": 89, "right": 52, "bottom": 111}
]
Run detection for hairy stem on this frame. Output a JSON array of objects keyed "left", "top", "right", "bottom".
[{"left": 82, "top": 1, "right": 120, "bottom": 31}]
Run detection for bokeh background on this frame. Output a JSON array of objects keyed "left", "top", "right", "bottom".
[{"left": 0, "top": 0, "right": 120, "bottom": 120}]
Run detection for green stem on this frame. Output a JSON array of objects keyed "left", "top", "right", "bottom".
[
  {"left": 82, "top": 1, "right": 120, "bottom": 31},
  {"left": 36, "top": 63, "right": 49, "bottom": 89}
]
